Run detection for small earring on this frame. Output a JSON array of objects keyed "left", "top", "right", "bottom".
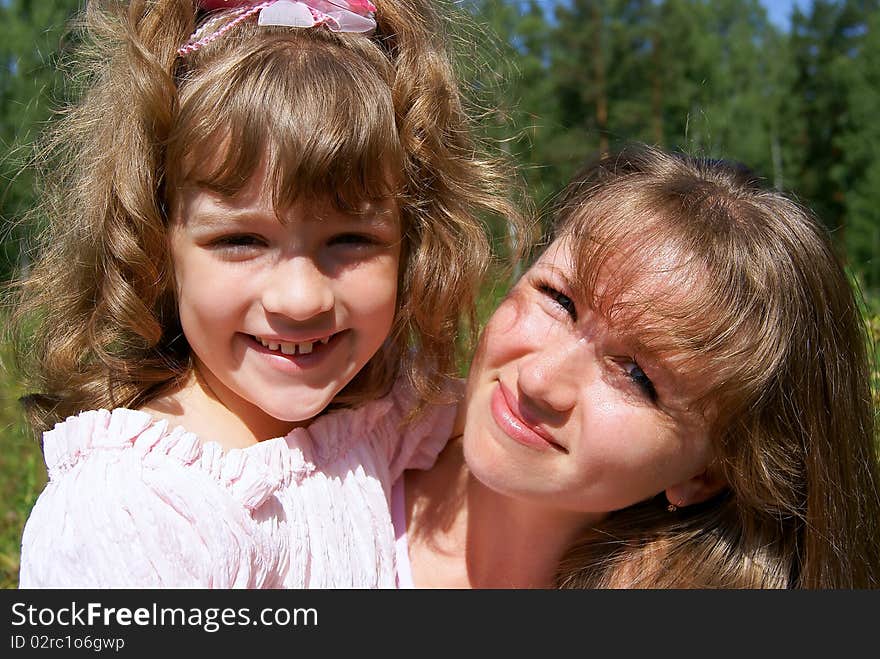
[{"left": 666, "top": 503, "right": 677, "bottom": 513}]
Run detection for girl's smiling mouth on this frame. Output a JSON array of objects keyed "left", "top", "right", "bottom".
[
  {"left": 247, "top": 331, "right": 344, "bottom": 361},
  {"left": 253, "top": 333, "right": 335, "bottom": 355}
]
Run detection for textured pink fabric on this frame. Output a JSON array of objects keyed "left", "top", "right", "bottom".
[
  {"left": 391, "top": 477, "right": 413, "bottom": 589},
  {"left": 19, "top": 378, "right": 459, "bottom": 588}
]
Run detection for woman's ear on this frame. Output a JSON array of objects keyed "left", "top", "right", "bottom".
[{"left": 665, "top": 467, "right": 727, "bottom": 509}]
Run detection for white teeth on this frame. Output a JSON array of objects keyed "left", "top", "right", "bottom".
[{"left": 255, "top": 336, "right": 327, "bottom": 355}]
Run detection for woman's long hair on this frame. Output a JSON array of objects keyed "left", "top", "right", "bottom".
[{"left": 552, "top": 145, "right": 880, "bottom": 588}]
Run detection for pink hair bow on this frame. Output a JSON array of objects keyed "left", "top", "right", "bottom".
[
  {"left": 255, "top": 0, "right": 376, "bottom": 32},
  {"left": 179, "top": 0, "right": 377, "bottom": 56},
  {"left": 199, "top": 0, "right": 376, "bottom": 32}
]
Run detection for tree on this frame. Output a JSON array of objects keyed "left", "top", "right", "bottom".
[
  {"left": 651, "top": 0, "right": 784, "bottom": 181},
  {"left": 787, "top": 0, "right": 878, "bottom": 254},
  {"left": 0, "top": 0, "right": 80, "bottom": 282},
  {"left": 463, "top": 0, "right": 561, "bottom": 205},
  {"left": 834, "top": 1, "right": 880, "bottom": 288}
]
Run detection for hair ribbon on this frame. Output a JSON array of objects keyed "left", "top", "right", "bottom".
[{"left": 179, "top": 0, "right": 377, "bottom": 56}]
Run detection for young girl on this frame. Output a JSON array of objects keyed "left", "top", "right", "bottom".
[
  {"left": 11, "top": 0, "right": 520, "bottom": 587},
  {"left": 398, "top": 145, "right": 880, "bottom": 588}
]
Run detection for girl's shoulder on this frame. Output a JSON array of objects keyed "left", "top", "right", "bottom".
[
  {"left": 41, "top": 408, "right": 284, "bottom": 511},
  {"left": 22, "top": 408, "right": 289, "bottom": 588}
]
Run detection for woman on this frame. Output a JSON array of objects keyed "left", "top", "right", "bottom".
[{"left": 394, "top": 145, "right": 880, "bottom": 588}]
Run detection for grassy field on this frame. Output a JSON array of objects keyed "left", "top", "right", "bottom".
[{"left": 0, "top": 340, "right": 46, "bottom": 589}]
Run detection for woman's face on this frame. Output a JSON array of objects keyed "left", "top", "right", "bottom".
[{"left": 462, "top": 236, "right": 715, "bottom": 514}]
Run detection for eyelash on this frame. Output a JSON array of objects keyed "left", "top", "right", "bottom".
[
  {"left": 537, "top": 281, "right": 577, "bottom": 320},
  {"left": 211, "top": 233, "right": 381, "bottom": 251},
  {"left": 623, "top": 361, "right": 657, "bottom": 402},
  {"left": 211, "top": 234, "right": 265, "bottom": 250},
  {"left": 537, "top": 279, "right": 657, "bottom": 402},
  {"left": 328, "top": 233, "right": 381, "bottom": 247}
]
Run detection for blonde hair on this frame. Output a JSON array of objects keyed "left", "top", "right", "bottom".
[
  {"left": 552, "top": 145, "right": 880, "bottom": 588},
  {"left": 10, "top": 0, "right": 523, "bottom": 432}
]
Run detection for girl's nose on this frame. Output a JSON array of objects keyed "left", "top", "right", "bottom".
[
  {"left": 516, "top": 341, "right": 585, "bottom": 415},
  {"left": 261, "top": 257, "right": 334, "bottom": 320}
]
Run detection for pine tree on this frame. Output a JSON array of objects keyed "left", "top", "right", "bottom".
[
  {"left": 787, "top": 0, "right": 876, "bottom": 255},
  {"left": 834, "top": 1, "right": 880, "bottom": 288}
]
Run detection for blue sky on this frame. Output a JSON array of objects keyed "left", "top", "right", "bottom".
[{"left": 762, "top": 0, "right": 814, "bottom": 30}]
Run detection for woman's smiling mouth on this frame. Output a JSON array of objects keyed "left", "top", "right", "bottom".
[{"left": 491, "top": 381, "right": 568, "bottom": 454}]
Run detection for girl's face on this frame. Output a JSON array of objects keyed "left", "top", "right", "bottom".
[
  {"left": 462, "top": 237, "right": 715, "bottom": 514},
  {"left": 169, "top": 171, "right": 401, "bottom": 436}
]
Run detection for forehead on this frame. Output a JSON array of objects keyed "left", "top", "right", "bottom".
[
  {"left": 533, "top": 233, "right": 717, "bottom": 395},
  {"left": 168, "top": 54, "right": 404, "bottom": 214},
  {"left": 535, "top": 234, "right": 703, "bottom": 309},
  {"left": 172, "top": 176, "right": 400, "bottom": 230}
]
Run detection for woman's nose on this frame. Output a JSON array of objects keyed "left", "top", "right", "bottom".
[
  {"left": 261, "top": 257, "right": 334, "bottom": 320},
  {"left": 516, "top": 341, "right": 585, "bottom": 415}
]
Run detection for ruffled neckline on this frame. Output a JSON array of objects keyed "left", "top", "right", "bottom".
[
  {"left": 39, "top": 379, "right": 437, "bottom": 511},
  {"left": 41, "top": 408, "right": 303, "bottom": 511}
]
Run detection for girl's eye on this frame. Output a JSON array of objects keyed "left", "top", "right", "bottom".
[
  {"left": 538, "top": 283, "right": 577, "bottom": 320},
  {"left": 624, "top": 361, "right": 657, "bottom": 402},
  {"left": 328, "top": 233, "right": 379, "bottom": 247},
  {"left": 211, "top": 234, "right": 266, "bottom": 250}
]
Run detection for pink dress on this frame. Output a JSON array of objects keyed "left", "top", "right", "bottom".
[
  {"left": 18, "top": 379, "right": 457, "bottom": 588},
  {"left": 391, "top": 476, "right": 414, "bottom": 588}
]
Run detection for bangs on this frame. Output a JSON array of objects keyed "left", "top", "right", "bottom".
[
  {"left": 168, "top": 31, "right": 403, "bottom": 209},
  {"left": 560, "top": 185, "right": 793, "bottom": 413}
]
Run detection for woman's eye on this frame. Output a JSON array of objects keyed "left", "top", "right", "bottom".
[
  {"left": 539, "top": 283, "right": 577, "bottom": 320},
  {"left": 624, "top": 361, "right": 657, "bottom": 402}
]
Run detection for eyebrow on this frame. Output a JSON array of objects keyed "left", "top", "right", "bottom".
[
  {"left": 186, "top": 203, "right": 399, "bottom": 231},
  {"left": 604, "top": 314, "right": 685, "bottom": 381}
]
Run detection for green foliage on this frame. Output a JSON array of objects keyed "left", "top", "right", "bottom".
[
  {"left": 0, "top": 0, "right": 81, "bottom": 282},
  {"left": 836, "top": 4, "right": 880, "bottom": 287},
  {"left": 460, "top": 0, "right": 880, "bottom": 301}
]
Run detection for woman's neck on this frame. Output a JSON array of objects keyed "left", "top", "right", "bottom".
[{"left": 405, "top": 438, "right": 602, "bottom": 589}]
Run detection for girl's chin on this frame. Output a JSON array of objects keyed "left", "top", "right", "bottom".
[{"left": 255, "top": 393, "right": 336, "bottom": 425}]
